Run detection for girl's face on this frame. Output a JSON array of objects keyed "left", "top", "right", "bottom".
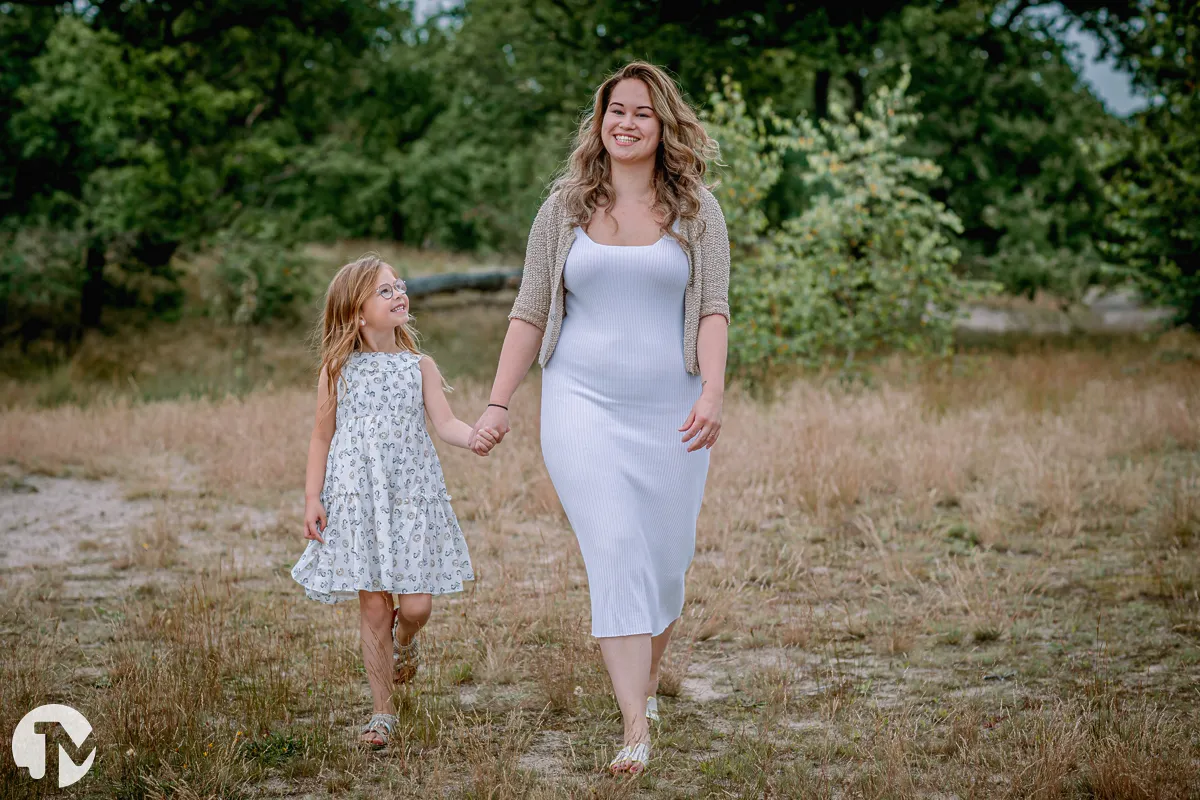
[
  {"left": 600, "top": 79, "right": 661, "bottom": 165},
  {"left": 360, "top": 266, "right": 409, "bottom": 331}
]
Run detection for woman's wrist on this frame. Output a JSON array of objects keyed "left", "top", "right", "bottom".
[{"left": 700, "top": 379, "right": 724, "bottom": 399}]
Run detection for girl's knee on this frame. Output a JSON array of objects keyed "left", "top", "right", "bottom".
[
  {"left": 397, "top": 593, "right": 433, "bottom": 624},
  {"left": 358, "top": 590, "right": 394, "bottom": 621}
]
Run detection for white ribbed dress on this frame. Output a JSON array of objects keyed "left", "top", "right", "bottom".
[{"left": 540, "top": 227, "right": 710, "bottom": 638}]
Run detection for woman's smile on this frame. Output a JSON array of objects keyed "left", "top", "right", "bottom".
[{"left": 601, "top": 78, "right": 660, "bottom": 162}]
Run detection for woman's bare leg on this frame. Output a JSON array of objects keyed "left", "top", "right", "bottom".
[
  {"left": 597, "top": 634, "right": 652, "bottom": 771},
  {"left": 647, "top": 618, "right": 678, "bottom": 698}
]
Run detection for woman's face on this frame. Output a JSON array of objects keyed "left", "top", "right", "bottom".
[
  {"left": 600, "top": 78, "right": 661, "bottom": 165},
  {"left": 360, "top": 266, "right": 408, "bottom": 330}
]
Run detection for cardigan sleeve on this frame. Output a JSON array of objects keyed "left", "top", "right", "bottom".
[
  {"left": 507, "top": 195, "right": 557, "bottom": 330},
  {"left": 698, "top": 190, "right": 732, "bottom": 322}
]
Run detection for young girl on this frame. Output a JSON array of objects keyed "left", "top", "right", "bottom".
[{"left": 291, "top": 254, "right": 497, "bottom": 749}]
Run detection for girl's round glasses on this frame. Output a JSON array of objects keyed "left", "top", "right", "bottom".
[{"left": 377, "top": 280, "right": 407, "bottom": 301}]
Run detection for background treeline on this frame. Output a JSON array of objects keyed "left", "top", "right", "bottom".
[{"left": 0, "top": 0, "right": 1196, "bottom": 372}]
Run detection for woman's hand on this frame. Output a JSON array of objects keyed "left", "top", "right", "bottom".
[
  {"left": 471, "top": 406, "right": 511, "bottom": 450},
  {"left": 679, "top": 386, "right": 723, "bottom": 452},
  {"left": 304, "top": 498, "right": 327, "bottom": 544}
]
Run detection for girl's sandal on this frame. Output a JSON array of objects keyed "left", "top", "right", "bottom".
[
  {"left": 359, "top": 713, "right": 397, "bottom": 750},
  {"left": 392, "top": 610, "right": 421, "bottom": 684},
  {"left": 645, "top": 696, "right": 659, "bottom": 724}
]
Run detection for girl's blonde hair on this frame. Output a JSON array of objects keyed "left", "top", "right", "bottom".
[
  {"left": 316, "top": 253, "right": 421, "bottom": 401},
  {"left": 553, "top": 61, "right": 719, "bottom": 242}
]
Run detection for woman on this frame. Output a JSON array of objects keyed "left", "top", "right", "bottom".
[{"left": 471, "top": 61, "right": 730, "bottom": 776}]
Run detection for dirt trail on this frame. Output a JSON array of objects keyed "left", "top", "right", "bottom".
[{"left": 2, "top": 465, "right": 289, "bottom": 611}]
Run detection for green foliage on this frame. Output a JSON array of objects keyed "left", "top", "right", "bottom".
[
  {"left": 981, "top": 186, "right": 1114, "bottom": 306},
  {"left": 895, "top": 3, "right": 1117, "bottom": 301},
  {"left": 200, "top": 217, "right": 319, "bottom": 327},
  {"left": 1095, "top": 100, "right": 1200, "bottom": 327},
  {"left": 2, "top": 0, "right": 1197, "bottom": 349},
  {"left": 702, "top": 79, "right": 787, "bottom": 251},
  {"left": 707, "top": 69, "right": 995, "bottom": 381},
  {"left": 13, "top": 16, "right": 231, "bottom": 243},
  {"left": 2, "top": 1, "right": 426, "bottom": 337},
  {"left": 1091, "top": 5, "right": 1200, "bottom": 328},
  {"left": 0, "top": 224, "right": 86, "bottom": 345}
]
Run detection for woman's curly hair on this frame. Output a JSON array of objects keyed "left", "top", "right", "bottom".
[{"left": 552, "top": 61, "right": 719, "bottom": 243}]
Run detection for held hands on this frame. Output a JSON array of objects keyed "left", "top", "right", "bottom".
[
  {"left": 471, "top": 426, "right": 501, "bottom": 456},
  {"left": 303, "top": 498, "right": 327, "bottom": 544},
  {"left": 470, "top": 405, "right": 511, "bottom": 455},
  {"left": 680, "top": 384, "right": 723, "bottom": 452}
]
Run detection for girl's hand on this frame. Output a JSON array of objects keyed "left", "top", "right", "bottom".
[
  {"left": 471, "top": 427, "right": 500, "bottom": 456},
  {"left": 304, "top": 499, "right": 327, "bottom": 544},
  {"left": 679, "top": 386, "right": 723, "bottom": 453}
]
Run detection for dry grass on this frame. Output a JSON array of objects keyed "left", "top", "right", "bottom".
[
  {"left": 2, "top": 321, "right": 1199, "bottom": 798},
  {"left": 0, "top": 294, "right": 515, "bottom": 410}
]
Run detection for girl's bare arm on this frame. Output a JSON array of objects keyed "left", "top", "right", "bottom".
[{"left": 420, "top": 357, "right": 478, "bottom": 450}]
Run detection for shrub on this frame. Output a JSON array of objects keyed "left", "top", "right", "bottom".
[{"left": 704, "top": 67, "right": 996, "bottom": 383}]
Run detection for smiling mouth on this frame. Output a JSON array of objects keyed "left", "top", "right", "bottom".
[
  {"left": 614, "top": 134, "right": 639, "bottom": 144},
  {"left": 391, "top": 303, "right": 407, "bottom": 313}
]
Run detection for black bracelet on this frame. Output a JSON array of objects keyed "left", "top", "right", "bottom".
[{"left": 488, "top": 403, "right": 509, "bottom": 411}]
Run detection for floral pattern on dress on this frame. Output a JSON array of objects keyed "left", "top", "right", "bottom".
[{"left": 291, "top": 350, "right": 474, "bottom": 603}]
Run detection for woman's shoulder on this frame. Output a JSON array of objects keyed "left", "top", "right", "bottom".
[
  {"left": 525, "top": 190, "right": 570, "bottom": 248},
  {"left": 536, "top": 190, "right": 567, "bottom": 221},
  {"left": 681, "top": 185, "right": 728, "bottom": 244},
  {"left": 696, "top": 185, "right": 725, "bottom": 220}
]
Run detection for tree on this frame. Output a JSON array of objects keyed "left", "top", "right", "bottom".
[
  {"left": 1, "top": 0, "right": 432, "bottom": 340},
  {"left": 1091, "top": 2, "right": 1199, "bottom": 326},
  {"left": 707, "top": 71, "right": 993, "bottom": 382},
  {"left": 3, "top": 0, "right": 1178, "bottom": 344}
]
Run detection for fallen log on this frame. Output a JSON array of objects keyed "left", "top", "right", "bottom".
[{"left": 405, "top": 269, "right": 523, "bottom": 298}]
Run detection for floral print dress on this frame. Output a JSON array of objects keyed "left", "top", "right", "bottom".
[{"left": 291, "top": 350, "right": 474, "bottom": 603}]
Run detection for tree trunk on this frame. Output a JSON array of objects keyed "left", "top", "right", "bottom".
[
  {"left": 846, "top": 70, "right": 866, "bottom": 114},
  {"left": 80, "top": 242, "right": 105, "bottom": 330},
  {"left": 815, "top": 69, "right": 831, "bottom": 119},
  {"left": 1185, "top": 259, "right": 1200, "bottom": 330}
]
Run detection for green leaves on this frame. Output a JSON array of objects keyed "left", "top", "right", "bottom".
[
  {"left": 2, "top": 0, "right": 1196, "bottom": 346},
  {"left": 1089, "top": 5, "right": 1200, "bottom": 327},
  {"left": 2, "top": 1, "right": 434, "bottom": 337},
  {"left": 708, "top": 68, "right": 995, "bottom": 383},
  {"left": 202, "top": 221, "right": 317, "bottom": 327}
]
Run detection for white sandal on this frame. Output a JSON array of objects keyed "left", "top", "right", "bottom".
[
  {"left": 608, "top": 745, "right": 633, "bottom": 774},
  {"left": 645, "top": 696, "right": 659, "bottom": 723},
  {"left": 626, "top": 742, "right": 651, "bottom": 775},
  {"left": 359, "top": 712, "right": 397, "bottom": 750},
  {"left": 608, "top": 741, "right": 651, "bottom": 776}
]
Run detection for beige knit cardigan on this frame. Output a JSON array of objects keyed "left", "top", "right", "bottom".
[{"left": 508, "top": 187, "right": 731, "bottom": 375}]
